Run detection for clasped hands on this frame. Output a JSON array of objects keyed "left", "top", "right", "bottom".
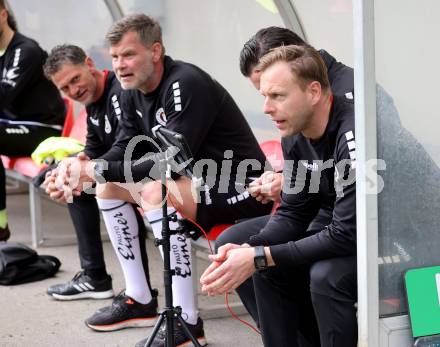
[
  {"left": 200, "top": 243, "right": 256, "bottom": 296},
  {"left": 42, "top": 152, "right": 96, "bottom": 203},
  {"left": 247, "top": 170, "right": 282, "bottom": 204}
]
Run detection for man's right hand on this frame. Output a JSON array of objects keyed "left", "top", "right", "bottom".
[
  {"left": 200, "top": 243, "right": 255, "bottom": 296},
  {"left": 43, "top": 167, "right": 67, "bottom": 203},
  {"left": 55, "top": 154, "right": 96, "bottom": 201},
  {"left": 210, "top": 243, "right": 247, "bottom": 262},
  {"left": 200, "top": 243, "right": 249, "bottom": 285},
  {"left": 44, "top": 152, "right": 92, "bottom": 203},
  {"left": 247, "top": 170, "right": 283, "bottom": 204}
]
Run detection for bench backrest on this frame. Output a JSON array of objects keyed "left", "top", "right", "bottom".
[
  {"left": 69, "top": 109, "right": 88, "bottom": 144},
  {"left": 60, "top": 98, "right": 75, "bottom": 137},
  {"left": 260, "top": 140, "right": 284, "bottom": 172}
]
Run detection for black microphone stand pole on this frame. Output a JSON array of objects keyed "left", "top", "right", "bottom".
[{"left": 143, "top": 148, "right": 202, "bottom": 347}]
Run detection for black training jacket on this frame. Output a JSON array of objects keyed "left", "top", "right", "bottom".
[
  {"left": 84, "top": 71, "right": 124, "bottom": 160},
  {"left": 319, "top": 49, "right": 354, "bottom": 97},
  {"left": 304, "top": 50, "right": 356, "bottom": 229},
  {"left": 0, "top": 32, "right": 64, "bottom": 125},
  {"left": 102, "top": 56, "right": 267, "bottom": 183},
  {"left": 248, "top": 95, "right": 357, "bottom": 267}
]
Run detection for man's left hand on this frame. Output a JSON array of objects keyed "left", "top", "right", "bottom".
[
  {"left": 56, "top": 156, "right": 96, "bottom": 202},
  {"left": 200, "top": 247, "right": 256, "bottom": 296}
]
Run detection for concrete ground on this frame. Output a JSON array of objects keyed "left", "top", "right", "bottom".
[{"left": 0, "top": 190, "right": 263, "bottom": 347}]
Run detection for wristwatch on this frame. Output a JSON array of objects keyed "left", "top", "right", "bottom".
[
  {"left": 254, "top": 246, "right": 268, "bottom": 270},
  {"left": 93, "top": 161, "right": 107, "bottom": 184}
]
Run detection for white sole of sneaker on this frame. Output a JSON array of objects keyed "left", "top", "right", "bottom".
[
  {"left": 51, "top": 289, "right": 114, "bottom": 301},
  {"left": 178, "top": 337, "right": 207, "bottom": 347},
  {"left": 86, "top": 316, "right": 159, "bottom": 332}
]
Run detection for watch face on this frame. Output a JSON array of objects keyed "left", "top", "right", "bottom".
[
  {"left": 256, "top": 257, "right": 266, "bottom": 269},
  {"left": 254, "top": 246, "right": 267, "bottom": 270}
]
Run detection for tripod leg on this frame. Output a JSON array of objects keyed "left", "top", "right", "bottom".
[
  {"left": 165, "top": 312, "right": 175, "bottom": 347},
  {"left": 175, "top": 314, "right": 203, "bottom": 347},
  {"left": 144, "top": 313, "right": 166, "bottom": 347}
]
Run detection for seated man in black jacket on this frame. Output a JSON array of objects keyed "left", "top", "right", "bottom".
[
  {"left": 0, "top": 0, "right": 65, "bottom": 241},
  {"left": 229, "top": 27, "right": 355, "bottom": 231},
  {"left": 213, "top": 28, "right": 354, "bottom": 343},
  {"left": 201, "top": 45, "right": 358, "bottom": 347},
  {"left": 43, "top": 45, "right": 155, "bottom": 319}
]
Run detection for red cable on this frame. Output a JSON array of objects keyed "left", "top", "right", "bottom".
[
  {"left": 225, "top": 292, "right": 261, "bottom": 335},
  {"left": 163, "top": 179, "right": 213, "bottom": 254},
  {"left": 164, "top": 178, "right": 261, "bottom": 335}
]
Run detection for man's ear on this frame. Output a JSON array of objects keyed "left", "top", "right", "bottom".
[
  {"left": 151, "top": 42, "right": 163, "bottom": 63},
  {"left": 85, "top": 57, "right": 96, "bottom": 70},
  {"left": 0, "top": 8, "right": 8, "bottom": 25},
  {"left": 308, "top": 81, "right": 322, "bottom": 105}
]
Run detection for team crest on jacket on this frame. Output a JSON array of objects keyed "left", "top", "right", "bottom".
[
  {"left": 155, "top": 107, "right": 167, "bottom": 125},
  {"left": 104, "top": 115, "right": 112, "bottom": 134}
]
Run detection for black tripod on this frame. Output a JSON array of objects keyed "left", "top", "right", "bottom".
[{"left": 142, "top": 127, "right": 203, "bottom": 347}]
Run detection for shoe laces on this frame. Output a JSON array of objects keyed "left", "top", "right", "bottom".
[
  {"left": 71, "top": 270, "right": 87, "bottom": 283},
  {"left": 114, "top": 289, "right": 157, "bottom": 307},
  {"left": 112, "top": 291, "right": 130, "bottom": 307},
  {"left": 114, "top": 290, "right": 127, "bottom": 300},
  {"left": 157, "top": 324, "right": 168, "bottom": 340},
  {"left": 156, "top": 320, "right": 185, "bottom": 340},
  {"left": 110, "top": 291, "right": 139, "bottom": 316},
  {"left": 108, "top": 299, "right": 131, "bottom": 317}
]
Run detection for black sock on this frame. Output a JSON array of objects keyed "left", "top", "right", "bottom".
[{"left": 85, "top": 268, "right": 108, "bottom": 280}]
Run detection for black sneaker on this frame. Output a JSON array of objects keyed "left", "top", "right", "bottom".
[
  {"left": 135, "top": 317, "right": 207, "bottom": 347},
  {"left": 47, "top": 271, "right": 114, "bottom": 301},
  {"left": 85, "top": 291, "right": 159, "bottom": 331},
  {"left": 0, "top": 225, "right": 10, "bottom": 242},
  {"left": 94, "top": 289, "right": 158, "bottom": 314}
]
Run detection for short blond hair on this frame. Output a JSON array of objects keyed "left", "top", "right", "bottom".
[{"left": 257, "top": 45, "right": 330, "bottom": 91}]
